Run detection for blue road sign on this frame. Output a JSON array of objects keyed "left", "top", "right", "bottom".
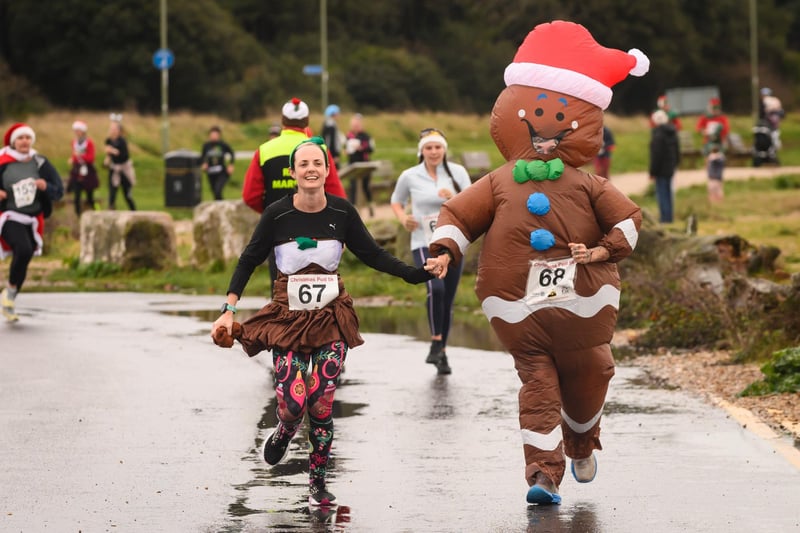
[
  {"left": 302, "top": 64, "right": 324, "bottom": 76},
  {"left": 153, "top": 48, "right": 175, "bottom": 70}
]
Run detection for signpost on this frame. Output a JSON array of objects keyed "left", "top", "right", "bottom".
[
  {"left": 302, "top": 64, "right": 323, "bottom": 76},
  {"left": 156, "top": 0, "right": 170, "bottom": 156}
]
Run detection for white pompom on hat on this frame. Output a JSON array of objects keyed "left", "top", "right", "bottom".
[
  {"left": 4, "top": 122, "right": 36, "bottom": 147},
  {"left": 282, "top": 97, "right": 310, "bottom": 120},
  {"left": 503, "top": 20, "right": 650, "bottom": 110},
  {"left": 72, "top": 120, "right": 88, "bottom": 132},
  {"left": 417, "top": 131, "right": 448, "bottom": 157},
  {"left": 651, "top": 110, "right": 669, "bottom": 126}
]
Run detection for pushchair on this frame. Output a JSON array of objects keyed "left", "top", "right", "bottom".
[{"left": 752, "top": 119, "right": 780, "bottom": 166}]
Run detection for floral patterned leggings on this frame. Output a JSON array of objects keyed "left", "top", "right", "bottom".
[{"left": 271, "top": 341, "right": 347, "bottom": 486}]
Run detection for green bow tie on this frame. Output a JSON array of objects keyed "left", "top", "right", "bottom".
[{"left": 513, "top": 158, "right": 565, "bottom": 183}]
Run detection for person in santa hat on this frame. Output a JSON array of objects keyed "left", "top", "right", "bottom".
[
  {"left": 0, "top": 122, "right": 64, "bottom": 322},
  {"left": 68, "top": 120, "right": 100, "bottom": 216},
  {"left": 425, "top": 20, "right": 646, "bottom": 505}
]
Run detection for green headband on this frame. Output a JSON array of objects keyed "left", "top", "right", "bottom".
[{"left": 289, "top": 136, "right": 329, "bottom": 169}]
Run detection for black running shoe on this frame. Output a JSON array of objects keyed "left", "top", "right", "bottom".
[
  {"left": 262, "top": 429, "right": 291, "bottom": 466},
  {"left": 308, "top": 482, "right": 337, "bottom": 507},
  {"left": 436, "top": 353, "right": 452, "bottom": 375},
  {"left": 426, "top": 340, "right": 444, "bottom": 364}
]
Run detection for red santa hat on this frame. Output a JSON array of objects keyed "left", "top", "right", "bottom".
[
  {"left": 4, "top": 122, "right": 36, "bottom": 147},
  {"left": 504, "top": 20, "right": 649, "bottom": 110},
  {"left": 282, "top": 97, "right": 310, "bottom": 121}
]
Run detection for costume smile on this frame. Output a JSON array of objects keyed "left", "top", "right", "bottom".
[{"left": 521, "top": 118, "right": 573, "bottom": 155}]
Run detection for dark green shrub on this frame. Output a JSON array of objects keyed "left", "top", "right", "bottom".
[{"left": 740, "top": 346, "right": 800, "bottom": 396}]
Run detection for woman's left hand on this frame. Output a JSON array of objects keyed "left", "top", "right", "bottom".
[{"left": 438, "top": 188, "right": 453, "bottom": 200}]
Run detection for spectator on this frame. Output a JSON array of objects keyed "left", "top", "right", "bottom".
[
  {"left": 390, "top": 127, "right": 472, "bottom": 375},
  {"left": 696, "top": 98, "right": 730, "bottom": 203},
  {"left": 649, "top": 110, "right": 681, "bottom": 223},
  {"left": 321, "top": 105, "right": 342, "bottom": 167},
  {"left": 242, "top": 97, "right": 346, "bottom": 294},
  {"left": 344, "top": 113, "right": 375, "bottom": 214},
  {"left": 0, "top": 122, "right": 64, "bottom": 322},
  {"left": 67, "top": 120, "right": 99, "bottom": 216},
  {"left": 200, "top": 125, "right": 235, "bottom": 201},
  {"left": 650, "top": 94, "right": 682, "bottom": 130},
  {"left": 104, "top": 115, "right": 136, "bottom": 210},
  {"left": 592, "top": 126, "right": 614, "bottom": 178}
]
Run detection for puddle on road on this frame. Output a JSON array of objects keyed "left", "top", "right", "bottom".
[{"left": 168, "top": 304, "right": 506, "bottom": 352}]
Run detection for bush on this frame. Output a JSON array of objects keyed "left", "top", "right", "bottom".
[{"left": 740, "top": 346, "right": 800, "bottom": 396}]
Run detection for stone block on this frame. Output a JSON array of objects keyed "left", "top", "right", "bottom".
[
  {"left": 192, "top": 200, "right": 260, "bottom": 266},
  {"left": 80, "top": 211, "right": 177, "bottom": 270}
]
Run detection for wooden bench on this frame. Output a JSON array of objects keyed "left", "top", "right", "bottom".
[
  {"left": 461, "top": 151, "right": 492, "bottom": 179},
  {"left": 678, "top": 130, "right": 702, "bottom": 169}
]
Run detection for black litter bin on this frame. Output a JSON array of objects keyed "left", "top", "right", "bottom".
[{"left": 164, "top": 149, "right": 202, "bottom": 207}]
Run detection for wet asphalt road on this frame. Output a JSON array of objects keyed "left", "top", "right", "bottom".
[{"left": 1, "top": 293, "right": 799, "bottom": 533}]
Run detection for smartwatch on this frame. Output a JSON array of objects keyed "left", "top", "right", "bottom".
[{"left": 220, "top": 303, "right": 237, "bottom": 314}]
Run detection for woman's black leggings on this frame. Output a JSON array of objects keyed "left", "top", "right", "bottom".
[
  {"left": 413, "top": 246, "right": 463, "bottom": 345},
  {"left": 108, "top": 171, "right": 136, "bottom": 210},
  {"left": 1, "top": 220, "right": 36, "bottom": 289}
]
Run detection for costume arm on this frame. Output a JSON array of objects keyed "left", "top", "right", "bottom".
[
  {"left": 242, "top": 151, "right": 265, "bottom": 213},
  {"left": 429, "top": 173, "right": 495, "bottom": 264},
  {"left": 592, "top": 177, "right": 642, "bottom": 263}
]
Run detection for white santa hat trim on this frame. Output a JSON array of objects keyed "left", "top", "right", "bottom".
[
  {"left": 505, "top": 62, "right": 614, "bottom": 110},
  {"left": 282, "top": 98, "right": 310, "bottom": 120},
  {"left": 417, "top": 132, "right": 448, "bottom": 156},
  {"left": 9, "top": 125, "right": 35, "bottom": 146},
  {"left": 72, "top": 120, "right": 88, "bottom": 132}
]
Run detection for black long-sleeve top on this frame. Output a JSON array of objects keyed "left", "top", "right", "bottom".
[{"left": 228, "top": 194, "right": 430, "bottom": 297}]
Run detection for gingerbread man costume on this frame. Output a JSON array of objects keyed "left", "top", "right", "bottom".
[{"left": 429, "top": 21, "right": 647, "bottom": 505}]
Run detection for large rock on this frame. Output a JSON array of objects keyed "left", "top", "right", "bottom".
[
  {"left": 80, "top": 211, "right": 177, "bottom": 270},
  {"left": 192, "top": 200, "right": 260, "bottom": 266}
]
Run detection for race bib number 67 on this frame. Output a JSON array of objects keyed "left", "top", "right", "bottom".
[
  {"left": 287, "top": 274, "right": 340, "bottom": 311},
  {"left": 525, "top": 257, "right": 578, "bottom": 305}
]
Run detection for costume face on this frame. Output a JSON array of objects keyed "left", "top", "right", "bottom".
[{"left": 490, "top": 85, "right": 604, "bottom": 168}]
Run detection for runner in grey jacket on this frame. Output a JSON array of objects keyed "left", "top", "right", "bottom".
[{"left": 390, "top": 128, "right": 472, "bottom": 374}]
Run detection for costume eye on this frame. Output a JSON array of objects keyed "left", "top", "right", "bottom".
[
  {"left": 555, "top": 112, "right": 565, "bottom": 121},
  {"left": 535, "top": 108, "right": 544, "bottom": 117},
  {"left": 571, "top": 120, "right": 579, "bottom": 129},
  {"left": 518, "top": 109, "right": 526, "bottom": 118}
]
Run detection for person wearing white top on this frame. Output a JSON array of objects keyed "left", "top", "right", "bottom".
[{"left": 390, "top": 128, "right": 472, "bottom": 374}]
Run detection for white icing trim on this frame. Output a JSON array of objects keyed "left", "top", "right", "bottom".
[
  {"left": 613, "top": 218, "right": 639, "bottom": 250},
  {"left": 274, "top": 240, "right": 343, "bottom": 274},
  {"left": 504, "top": 62, "right": 613, "bottom": 110},
  {"left": 561, "top": 406, "right": 604, "bottom": 435},
  {"left": 521, "top": 426, "right": 563, "bottom": 452},
  {"left": 430, "top": 224, "right": 470, "bottom": 255},
  {"left": 482, "top": 284, "right": 620, "bottom": 324}
]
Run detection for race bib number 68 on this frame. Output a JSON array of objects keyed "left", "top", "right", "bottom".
[
  {"left": 287, "top": 274, "right": 340, "bottom": 311},
  {"left": 525, "top": 257, "right": 578, "bottom": 305}
]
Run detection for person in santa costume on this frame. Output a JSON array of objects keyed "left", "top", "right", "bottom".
[
  {"left": 68, "top": 120, "right": 100, "bottom": 215},
  {"left": 0, "top": 122, "right": 64, "bottom": 322},
  {"left": 424, "top": 21, "right": 646, "bottom": 505}
]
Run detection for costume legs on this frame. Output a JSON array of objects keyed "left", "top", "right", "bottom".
[{"left": 513, "top": 344, "right": 614, "bottom": 487}]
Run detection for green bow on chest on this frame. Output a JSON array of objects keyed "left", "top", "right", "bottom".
[{"left": 513, "top": 158, "right": 565, "bottom": 183}]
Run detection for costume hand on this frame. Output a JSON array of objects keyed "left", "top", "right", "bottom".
[
  {"left": 403, "top": 215, "right": 419, "bottom": 231},
  {"left": 35, "top": 179, "right": 47, "bottom": 191},
  {"left": 424, "top": 254, "right": 450, "bottom": 279},
  {"left": 211, "top": 319, "right": 243, "bottom": 348}
]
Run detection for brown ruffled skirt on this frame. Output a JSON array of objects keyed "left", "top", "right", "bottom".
[{"left": 237, "top": 267, "right": 363, "bottom": 356}]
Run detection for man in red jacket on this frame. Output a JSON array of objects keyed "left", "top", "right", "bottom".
[
  {"left": 242, "top": 98, "right": 347, "bottom": 293},
  {"left": 242, "top": 98, "right": 345, "bottom": 214}
]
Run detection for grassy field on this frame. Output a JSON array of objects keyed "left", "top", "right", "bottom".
[{"left": 3, "top": 108, "right": 800, "bottom": 300}]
